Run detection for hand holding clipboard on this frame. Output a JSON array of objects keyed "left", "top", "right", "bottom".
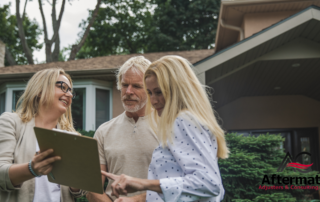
[{"left": 34, "top": 127, "right": 103, "bottom": 194}]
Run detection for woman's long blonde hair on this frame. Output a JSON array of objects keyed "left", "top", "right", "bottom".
[
  {"left": 16, "top": 68, "right": 76, "bottom": 132},
  {"left": 144, "top": 55, "right": 229, "bottom": 159}
]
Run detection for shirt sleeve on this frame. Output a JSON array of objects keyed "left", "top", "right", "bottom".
[
  {"left": 159, "top": 115, "right": 222, "bottom": 202},
  {"left": 0, "top": 112, "right": 21, "bottom": 191}
]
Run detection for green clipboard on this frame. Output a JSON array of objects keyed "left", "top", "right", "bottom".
[{"left": 34, "top": 127, "right": 104, "bottom": 194}]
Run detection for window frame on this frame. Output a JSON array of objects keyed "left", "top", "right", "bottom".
[
  {"left": 0, "top": 88, "right": 6, "bottom": 114},
  {"left": 0, "top": 82, "right": 26, "bottom": 112},
  {"left": 73, "top": 79, "right": 113, "bottom": 131}
]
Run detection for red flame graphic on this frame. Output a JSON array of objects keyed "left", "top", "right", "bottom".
[{"left": 286, "top": 162, "right": 313, "bottom": 169}]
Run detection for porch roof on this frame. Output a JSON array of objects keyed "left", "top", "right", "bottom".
[{"left": 194, "top": 6, "right": 320, "bottom": 109}]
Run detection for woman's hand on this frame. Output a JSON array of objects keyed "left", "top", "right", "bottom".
[
  {"left": 101, "top": 171, "right": 162, "bottom": 198},
  {"left": 31, "top": 149, "right": 61, "bottom": 176},
  {"left": 8, "top": 149, "right": 61, "bottom": 186},
  {"left": 101, "top": 171, "right": 145, "bottom": 198}
]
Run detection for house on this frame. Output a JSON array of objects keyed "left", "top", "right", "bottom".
[
  {"left": 0, "top": 45, "right": 214, "bottom": 131},
  {"left": 194, "top": 0, "right": 320, "bottom": 171}
]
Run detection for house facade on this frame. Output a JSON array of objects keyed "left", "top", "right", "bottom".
[
  {"left": 0, "top": 46, "right": 214, "bottom": 132},
  {"left": 194, "top": 0, "right": 320, "bottom": 171}
]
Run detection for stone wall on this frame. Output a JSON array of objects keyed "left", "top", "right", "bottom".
[{"left": 0, "top": 40, "right": 5, "bottom": 67}]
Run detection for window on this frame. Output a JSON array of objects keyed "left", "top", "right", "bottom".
[
  {"left": 95, "top": 88, "right": 110, "bottom": 129},
  {"left": 12, "top": 90, "right": 24, "bottom": 111},
  {"left": 71, "top": 88, "right": 86, "bottom": 131},
  {"left": 72, "top": 80, "right": 112, "bottom": 131},
  {"left": 0, "top": 92, "right": 5, "bottom": 114}
]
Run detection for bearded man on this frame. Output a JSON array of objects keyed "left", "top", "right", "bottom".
[{"left": 87, "top": 56, "right": 159, "bottom": 202}]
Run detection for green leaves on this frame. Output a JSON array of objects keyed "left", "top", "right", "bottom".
[
  {"left": 76, "top": 0, "right": 220, "bottom": 58},
  {"left": 220, "top": 133, "right": 319, "bottom": 202},
  {"left": 0, "top": 3, "right": 42, "bottom": 66},
  {"left": 147, "top": 0, "right": 219, "bottom": 51},
  {"left": 77, "top": 0, "right": 154, "bottom": 58}
]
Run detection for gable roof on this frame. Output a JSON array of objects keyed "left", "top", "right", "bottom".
[
  {"left": 195, "top": 6, "right": 320, "bottom": 76},
  {"left": 215, "top": 0, "right": 320, "bottom": 52},
  {"left": 0, "top": 49, "right": 214, "bottom": 83},
  {"left": 194, "top": 6, "right": 320, "bottom": 108}
]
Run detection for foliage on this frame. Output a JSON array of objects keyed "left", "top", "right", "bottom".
[
  {"left": 233, "top": 193, "right": 296, "bottom": 202},
  {"left": 220, "top": 133, "right": 319, "bottom": 202},
  {"left": 76, "top": 0, "right": 220, "bottom": 58},
  {"left": 145, "top": 0, "right": 220, "bottom": 52},
  {"left": 76, "top": 0, "right": 153, "bottom": 59},
  {"left": 0, "top": 4, "right": 42, "bottom": 66},
  {"left": 78, "top": 130, "right": 95, "bottom": 138}
]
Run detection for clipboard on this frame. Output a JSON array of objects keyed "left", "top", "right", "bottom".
[{"left": 34, "top": 127, "right": 104, "bottom": 194}]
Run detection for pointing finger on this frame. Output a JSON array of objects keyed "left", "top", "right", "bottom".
[{"left": 101, "top": 171, "right": 118, "bottom": 181}]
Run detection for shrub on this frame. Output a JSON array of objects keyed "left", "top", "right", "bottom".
[
  {"left": 78, "top": 130, "right": 95, "bottom": 138},
  {"left": 219, "top": 133, "right": 319, "bottom": 202}
]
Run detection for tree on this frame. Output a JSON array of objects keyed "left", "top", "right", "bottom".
[
  {"left": 0, "top": 4, "right": 42, "bottom": 66},
  {"left": 13, "top": 0, "right": 102, "bottom": 64},
  {"left": 75, "top": 0, "right": 220, "bottom": 58},
  {"left": 145, "top": 0, "right": 220, "bottom": 52},
  {"left": 76, "top": 0, "right": 153, "bottom": 59}
]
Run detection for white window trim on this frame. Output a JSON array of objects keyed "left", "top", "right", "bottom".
[
  {"left": 73, "top": 79, "right": 113, "bottom": 131},
  {"left": 0, "top": 82, "right": 27, "bottom": 113}
]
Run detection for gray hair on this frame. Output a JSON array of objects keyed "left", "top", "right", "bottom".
[{"left": 116, "top": 56, "right": 151, "bottom": 90}]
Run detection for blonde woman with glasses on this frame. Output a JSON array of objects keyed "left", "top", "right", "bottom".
[
  {"left": 0, "top": 68, "right": 86, "bottom": 202},
  {"left": 102, "top": 56, "right": 229, "bottom": 202}
]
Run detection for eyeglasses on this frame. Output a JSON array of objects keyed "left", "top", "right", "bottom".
[{"left": 56, "top": 81, "right": 76, "bottom": 99}]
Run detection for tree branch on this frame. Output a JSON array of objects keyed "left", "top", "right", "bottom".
[
  {"left": 22, "top": 0, "right": 28, "bottom": 20},
  {"left": 57, "top": 0, "right": 65, "bottom": 27},
  {"left": 68, "top": 0, "right": 102, "bottom": 61},
  {"left": 52, "top": 0, "right": 57, "bottom": 26},
  {"left": 5, "top": 46, "right": 17, "bottom": 66},
  {"left": 39, "top": 0, "right": 54, "bottom": 62},
  {"left": 52, "top": 34, "right": 60, "bottom": 61},
  {"left": 15, "top": 0, "right": 34, "bottom": 64},
  {"left": 38, "top": 0, "right": 49, "bottom": 42},
  {"left": 50, "top": 0, "right": 65, "bottom": 62},
  {"left": 50, "top": 0, "right": 65, "bottom": 44}
]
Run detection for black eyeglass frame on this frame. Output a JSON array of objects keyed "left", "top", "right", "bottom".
[{"left": 55, "top": 81, "right": 76, "bottom": 99}]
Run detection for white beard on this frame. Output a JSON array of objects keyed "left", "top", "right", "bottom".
[{"left": 122, "top": 98, "right": 147, "bottom": 113}]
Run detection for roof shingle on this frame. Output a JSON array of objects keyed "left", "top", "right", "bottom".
[{"left": 0, "top": 49, "right": 215, "bottom": 76}]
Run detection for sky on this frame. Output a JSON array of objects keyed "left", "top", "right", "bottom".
[{"left": 1, "top": 0, "right": 98, "bottom": 63}]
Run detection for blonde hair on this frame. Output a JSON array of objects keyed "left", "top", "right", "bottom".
[
  {"left": 116, "top": 56, "right": 151, "bottom": 90},
  {"left": 144, "top": 55, "right": 229, "bottom": 159},
  {"left": 16, "top": 68, "right": 76, "bottom": 132}
]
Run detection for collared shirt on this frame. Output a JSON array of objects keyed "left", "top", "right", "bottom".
[
  {"left": 146, "top": 111, "right": 225, "bottom": 202},
  {"left": 94, "top": 112, "right": 159, "bottom": 200}
]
